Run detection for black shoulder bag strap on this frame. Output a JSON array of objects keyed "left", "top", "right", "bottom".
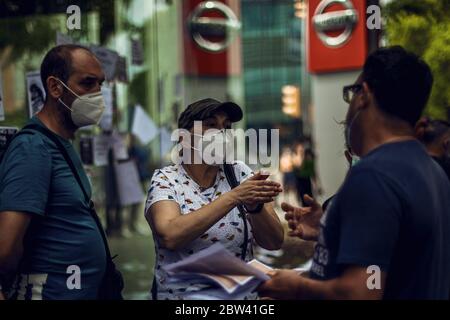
[
  {"left": 21, "top": 124, "right": 115, "bottom": 276},
  {"left": 223, "top": 164, "right": 249, "bottom": 261}
]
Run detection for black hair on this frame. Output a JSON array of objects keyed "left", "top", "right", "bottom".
[
  {"left": 40, "top": 44, "right": 93, "bottom": 100},
  {"left": 421, "top": 119, "right": 450, "bottom": 146},
  {"left": 362, "top": 46, "right": 433, "bottom": 126}
]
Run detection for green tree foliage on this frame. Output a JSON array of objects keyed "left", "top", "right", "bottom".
[
  {"left": 0, "top": 0, "right": 116, "bottom": 65},
  {"left": 385, "top": 0, "right": 450, "bottom": 120}
]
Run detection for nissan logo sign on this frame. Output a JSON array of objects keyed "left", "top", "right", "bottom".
[
  {"left": 312, "top": 0, "right": 358, "bottom": 48},
  {"left": 188, "top": 1, "right": 241, "bottom": 53}
]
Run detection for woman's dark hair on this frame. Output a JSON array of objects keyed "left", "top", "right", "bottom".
[
  {"left": 362, "top": 46, "right": 433, "bottom": 126},
  {"left": 40, "top": 44, "right": 93, "bottom": 99}
]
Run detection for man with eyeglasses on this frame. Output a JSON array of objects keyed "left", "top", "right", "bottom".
[{"left": 258, "top": 46, "right": 450, "bottom": 300}]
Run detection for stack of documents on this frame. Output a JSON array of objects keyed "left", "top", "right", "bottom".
[{"left": 163, "top": 243, "right": 274, "bottom": 299}]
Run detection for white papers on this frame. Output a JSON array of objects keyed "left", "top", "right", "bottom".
[
  {"left": 99, "top": 85, "right": 113, "bottom": 131},
  {"left": 92, "top": 131, "right": 128, "bottom": 166},
  {"left": 131, "top": 105, "right": 158, "bottom": 145},
  {"left": 0, "top": 72, "right": 4, "bottom": 121},
  {"left": 165, "top": 243, "right": 270, "bottom": 279},
  {"left": 112, "top": 131, "right": 128, "bottom": 160},
  {"left": 90, "top": 45, "right": 119, "bottom": 82},
  {"left": 93, "top": 134, "right": 110, "bottom": 166},
  {"left": 114, "top": 160, "right": 145, "bottom": 206},
  {"left": 0, "top": 127, "right": 19, "bottom": 157},
  {"left": 164, "top": 243, "right": 271, "bottom": 298},
  {"left": 26, "top": 71, "right": 46, "bottom": 117},
  {"left": 56, "top": 32, "right": 74, "bottom": 45}
]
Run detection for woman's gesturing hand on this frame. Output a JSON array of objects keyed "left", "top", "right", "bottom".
[{"left": 230, "top": 172, "right": 283, "bottom": 207}]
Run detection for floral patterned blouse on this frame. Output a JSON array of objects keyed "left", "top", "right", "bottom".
[{"left": 145, "top": 161, "right": 257, "bottom": 300}]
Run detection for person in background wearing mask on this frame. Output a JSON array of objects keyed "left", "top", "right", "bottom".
[
  {"left": 0, "top": 45, "right": 107, "bottom": 300},
  {"left": 416, "top": 117, "right": 450, "bottom": 181},
  {"left": 258, "top": 46, "right": 450, "bottom": 300},
  {"left": 145, "top": 98, "right": 284, "bottom": 300}
]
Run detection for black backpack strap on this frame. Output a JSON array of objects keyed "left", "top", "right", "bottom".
[
  {"left": 22, "top": 124, "right": 114, "bottom": 262},
  {"left": 223, "top": 164, "right": 249, "bottom": 261}
]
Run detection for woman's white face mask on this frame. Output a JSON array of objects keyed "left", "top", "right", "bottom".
[
  {"left": 188, "top": 129, "right": 234, "bottom": 165},
  {"left": 57, "top": 79, "right": 106, "bottom": 128}
]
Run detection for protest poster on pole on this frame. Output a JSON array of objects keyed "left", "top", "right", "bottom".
[
  {"left": 93, "top": 134, "right": 111, "bottom": 166},
  {"left": 90, "top": 45, "right": 119, "bottom": 82},
  {"left": 99, "top": 85, "right": 114, "bottom": 131},
  {"left": 26, "top": 71, "right": 46, "bottom": 118},
  {"left": 112, "top": 131, "right": 129, "bottom": 161}
]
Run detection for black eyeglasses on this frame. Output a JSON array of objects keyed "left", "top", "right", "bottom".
[{"left": 343, "top": 84, "right": 362, "bottom": 104}]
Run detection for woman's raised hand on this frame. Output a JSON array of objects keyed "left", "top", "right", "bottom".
[{"left": 230, "top": 172, "right": 283, "bottom": 207}]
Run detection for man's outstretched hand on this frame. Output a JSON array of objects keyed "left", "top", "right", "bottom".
[
  {"left": 257, "top": 269, "right": 304, "bottom": 300},
  {"left": 282, "top": 194, "right": 323, "bottom": 241}
]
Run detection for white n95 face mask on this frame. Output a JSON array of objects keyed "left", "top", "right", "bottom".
[
  {"left": 192, "top": 129, "right": 234, "bottom": 164},
  {"left": 57, "top": 79, "right": 106, "bottom": 128}
]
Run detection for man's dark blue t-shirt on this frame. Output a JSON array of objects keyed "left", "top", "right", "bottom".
[
  {"left": 310, "top": 140, "right": 450, "bottom": 299},
  {"left": 0, "top": 116, "right": 106, "bottom": 300}
]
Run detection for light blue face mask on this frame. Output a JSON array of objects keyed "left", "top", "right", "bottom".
[{"left": 351, "top": 155, "right": 361, "bottom": 167}]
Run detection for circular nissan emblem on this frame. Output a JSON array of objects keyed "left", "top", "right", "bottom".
[
  {"left": 312, "top": 0, "right": 358, "bottom": 48},
  {"left": 188, "top": 1, "right": 241, "bottom": 53}
]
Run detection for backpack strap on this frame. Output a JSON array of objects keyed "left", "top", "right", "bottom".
[{"left": 21, "top": 124, "right": 114, "bottom": 267}]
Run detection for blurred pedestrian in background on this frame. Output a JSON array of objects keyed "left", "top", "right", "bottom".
[
  {"left": 292, "top": 142, "right": 320, "bottom": 206},
  {"left": 416, "top": 117, "right": 450, "bottom": 180}
]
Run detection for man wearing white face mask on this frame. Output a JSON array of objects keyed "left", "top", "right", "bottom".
[{"left": 0, "top": 45, "right": 108, "bottom": 300}]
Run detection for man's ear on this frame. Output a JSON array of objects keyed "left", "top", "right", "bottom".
[
  {"left": 359, "top": 82, "right": 372, "bottom": 109},
  {"left": 414, "top": 117, "right": 430, "bottom": 141},
  {"left": 443, "top": 136, "right": 450, "bottom": 152},
  {"left": 46, "top": 77, "right": 64, "bottom": 100}
]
